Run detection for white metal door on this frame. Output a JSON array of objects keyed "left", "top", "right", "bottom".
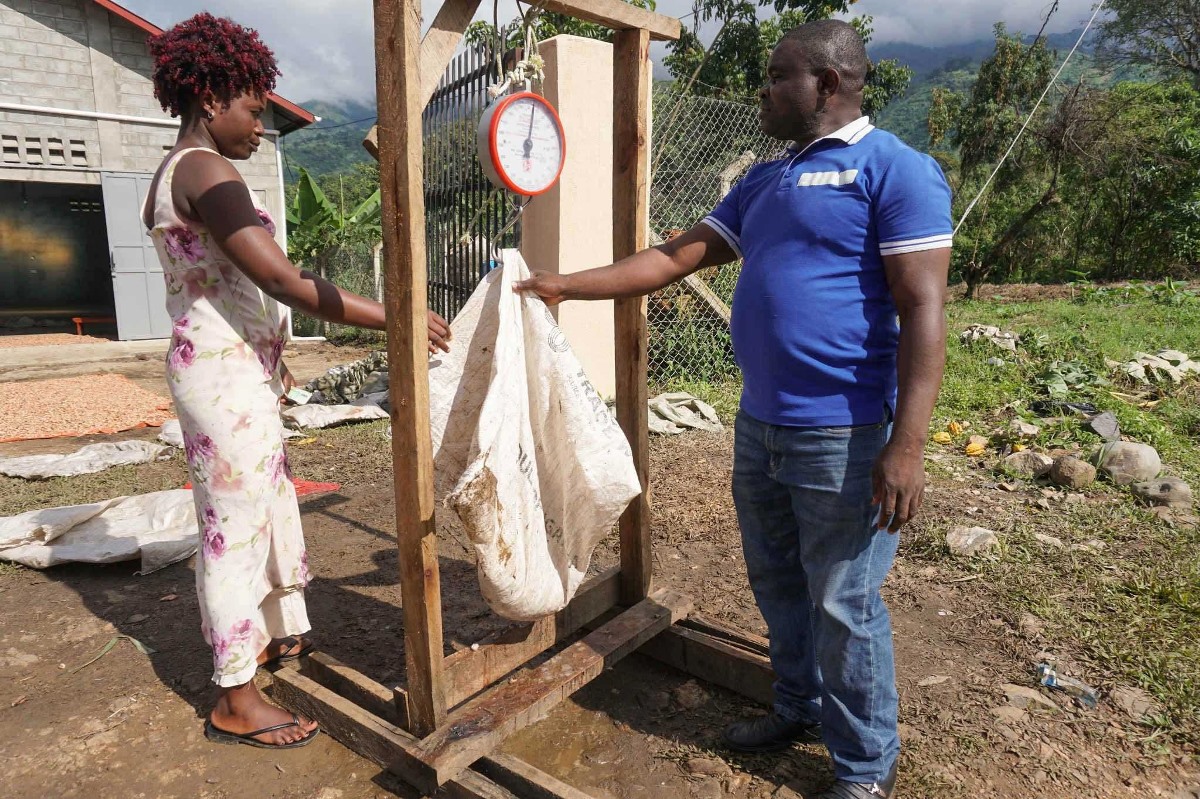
[{"left": 100, "top": 172, "right": 172, "bottom": 340}]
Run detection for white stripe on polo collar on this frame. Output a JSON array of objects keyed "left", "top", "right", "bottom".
[{"left": 785, "top": 116, "right": 874, "bottom": 157}]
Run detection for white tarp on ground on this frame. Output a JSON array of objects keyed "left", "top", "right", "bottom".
[
  {"left": 0, "top": 441, "right": 169, "bottom": 479},
  {"left": 429, "top": 249, "right": 642, "bottom": 621},
  {"left": 159, "top": 418, "right": 305, "bottom": 445},
  {"left": 0, "top": 489, "right": 197, "bottom": 574},
  {"left": 281, "top": 403, "right": 389, "bottom": 430},
  {"left": 648, "top": 392, "right": 724, "bottom": 436}
]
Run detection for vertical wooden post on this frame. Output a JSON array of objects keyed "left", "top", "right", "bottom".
[
  {"left": 373, "top": 0, "right": 447, "bottom": 736},
  {"left": 612, "top": 28, "right": 653, "bottom": 605}
]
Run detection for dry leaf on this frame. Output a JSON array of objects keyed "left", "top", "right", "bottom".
[
  {"left": 159, "top": 594, "right": 178, "bottom": 602},
  {"left": 11, "top": 696, "right": 27, "bottom": 707}
]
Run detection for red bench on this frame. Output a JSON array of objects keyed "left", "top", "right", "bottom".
[{"left": 72, "top": 316, "right": 116, "bottom": 336}]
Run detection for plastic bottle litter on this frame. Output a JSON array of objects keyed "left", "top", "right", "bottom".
[{"left": 1037, "top": 663, "right": 1098, "bottom": 710}]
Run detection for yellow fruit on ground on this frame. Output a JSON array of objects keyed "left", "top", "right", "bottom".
[
  {"left": 948, "top": 421, "right": 964, "bottom": 436},
  {"left": 932, "top": 431, "right": 953, "bottom": 444},
  {"left": 965, "top": 435, "right": 988, "bottom": 456}
]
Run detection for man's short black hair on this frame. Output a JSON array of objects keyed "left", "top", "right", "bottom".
[{"left": 781, "top": 19, "right": 870, "bottom": 93}]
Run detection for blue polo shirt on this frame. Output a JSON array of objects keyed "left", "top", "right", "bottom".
[{"left": 701, "top": 117, "right": 952, "bottom": 427}]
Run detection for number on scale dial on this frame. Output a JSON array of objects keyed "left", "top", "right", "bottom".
[{"left": 478, "top": 91, "right": 566, "bottom": 196}]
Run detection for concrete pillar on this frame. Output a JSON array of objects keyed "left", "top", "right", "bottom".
[
  {"left": 84, "top": 1, "right": 123, "bottom": 170},
  {"left": 520, "top": 35, "right": 624, "bottom": 400}
]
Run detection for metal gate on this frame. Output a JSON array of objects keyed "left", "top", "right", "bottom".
[
  {"left": 100, "top": 171, "right": 173, "bottom": 340},
  {"left": 423, "top": 46, "right": 520, "bottom": 321}
]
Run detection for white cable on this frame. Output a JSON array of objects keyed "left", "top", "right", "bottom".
[{"left": 954, "top": 0, "right": 1106, "bottom": 235}]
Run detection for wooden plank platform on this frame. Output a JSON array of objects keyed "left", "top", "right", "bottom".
[
  {"left": 414, "top": 589, "right": 694, "bottom": 787},
  {"left": 442, "top": 568, "right": 621, "bottom": 707},
  {"left": 638, "top": 614, "right": 775, "bottom": 706}
]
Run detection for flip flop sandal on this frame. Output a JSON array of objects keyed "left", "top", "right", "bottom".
[
  {"left": 260, "top": 636, "right": 315, "bottom": 668},
  {"left": 204, "top": 714, "right": 319, "bottom": 749}
]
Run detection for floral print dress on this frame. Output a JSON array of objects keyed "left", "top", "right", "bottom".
[{"left": 145, "top": 147, "right": 309, "bottom": 687}]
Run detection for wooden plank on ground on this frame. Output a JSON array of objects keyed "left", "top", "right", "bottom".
[
  {"left": 297, "top": 652, "right": 405, "bottom": 727},
  {"left": 373, "top": 0, "right": 447, "bottom": 737},
  {"left": 442, "top": 568, "right": 621, "bottom": 707},
  {"left": 364, "top": 0, "right": 484, "bottom": 159},
  {"left": 475, "top": 754, "right": 596, "bottom": 799},
  {"left": 638, "top": 615, "right": 775, "bottom": 706},
  {"left": 536, "top": 0, "right": 681, "bottom": 40},
  {"left": 270, "top": 668, "right": 516, "bottom": 799},
  {"left": 612, "top": 26, "right": 654, "bottom": 606},
  {"left": 415, "top": 589, "right": 695, "bottom": 787}
]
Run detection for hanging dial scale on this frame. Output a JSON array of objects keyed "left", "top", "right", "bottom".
[{"left": 478, "top": 89, "right": 566, "bottom": 197}]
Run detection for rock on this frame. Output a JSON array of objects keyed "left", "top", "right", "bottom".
[
  {"left": 1132, "top": 476, "right": 1193, "bottom": 508},
  {"left": 724, "top": 774, "right": 752, "bottom": 794},
  {"left": 11, "top": 316, "right": 35, "bottom": 329},
  {"left": 686, "top": 758, "right": 733, "bottom": 778},
  {"left": 990, "top": 706, "right": 1028, "bottom": 724},
  {"left": 1019, "top": 614, "right": 1045, "bottom": 637},
  {"left": 672, "top": 680, "right": 710, "bottom": 710},
  {"left": 1009, "top": 420, "right": 1041, "bottom": 438},
  {"left": 1071, "top": 538, "right": 1106, "bottom": 552},
  {"left": 1050, "top": 456, "right": 1096, "bottom": 489},
  {"left": 987, "top": 357, "right": 1006, "bottom": 366},
  {"left": 127, "top": 614, "right": 149, "bottom": 624},
  {"left": 1004, "top": 450, "right": 1054, "bottom": 479},
  {"left": 1088, "top": 411, "right": 1121, "bottom": 441},
  {"left": 918, "top": 675, "right": 952, "bottom": 687},
  {"left": 691, "top": 782, "right": 724, "bottom": 799},
  {"left": 1034, "top": 533, "right": 1065, "bottom": 549},
  {"left": 638, "top": 689, "right": 671, "bottom": 711},
  {"left": 1111, "top": 686, "right": 1161, "bottom": 721},
  {"left": 946, "top": 526, "right": 999, "bottom": 557},
  {"left": 1098, "top": 442, "right": 1162, "bottom": 486},
  {"left": 1002, "top": 684, "right": 1060, "bottom": 713}
]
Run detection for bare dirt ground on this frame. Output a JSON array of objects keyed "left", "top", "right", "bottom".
[{"left": 1, "top": 344, "right": 1197, "bottom": 799}]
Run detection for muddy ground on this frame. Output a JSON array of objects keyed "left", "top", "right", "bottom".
[{"left": 0, "top": 343, "right": 1197, "bottom": 799}]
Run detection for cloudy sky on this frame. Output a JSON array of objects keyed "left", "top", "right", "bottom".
[{"left": 120, "top": 0, "right": 1099, "bottom": 105}]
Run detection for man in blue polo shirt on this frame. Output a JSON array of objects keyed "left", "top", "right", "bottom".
[{"left": 516, "top": 19, "right": 950, "bottom": 799}]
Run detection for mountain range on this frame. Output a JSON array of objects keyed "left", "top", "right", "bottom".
[{"left": 280, "top": 29, "right": 1104, "bottom": 180}]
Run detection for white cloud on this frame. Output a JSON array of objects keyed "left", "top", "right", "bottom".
[{"left": 117, "top": 0, "right": 1101, "bottom": 104}]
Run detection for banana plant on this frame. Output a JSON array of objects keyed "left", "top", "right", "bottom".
[{"left": 286, "top": 167, "right": 381, "bottom": 262}]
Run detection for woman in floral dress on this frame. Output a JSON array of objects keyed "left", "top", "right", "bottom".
[{"left": 144, "top": 14, "right": 451, "bottom": 749}]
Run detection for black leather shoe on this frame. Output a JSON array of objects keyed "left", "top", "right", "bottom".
[
  {"left": 812, "top": 763, "right": 898, "bottom": 799},
  {"left": 721, "top": 712, "right": 822, "bottom": 753}
]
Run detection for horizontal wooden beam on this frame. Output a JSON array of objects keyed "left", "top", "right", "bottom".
[
  {"left": 296, "top": 652, "right": 406, "bottom": 727},
  {"left": 536, "top": 0, "right": 681, "bottom": 41},
  {"left": 637, "top": 614, "right": 775, "bottom": 706},
  {"left": 272, "top": 659, "right": 601, "bottom": 799},
  {"left": 442, "top": 567, "right": 621, "bottom": 707},
  {"left": 415, "top": 589, "right": 694, "bottom": 787},
  {"left": 271, "top": 667, "right": 514, "bottom": 798},
  {"left": 475, "top": 755, "right": 596, "bottom": 799}
]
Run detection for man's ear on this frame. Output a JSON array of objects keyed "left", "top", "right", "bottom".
[{"left": 817, "top": 67, "right": 841, "bottom": 99}]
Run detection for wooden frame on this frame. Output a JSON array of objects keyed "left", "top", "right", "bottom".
[{"left": 273, "top": 4, "right": 777, "bottom": 798}]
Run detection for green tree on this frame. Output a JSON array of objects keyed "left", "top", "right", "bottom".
[
  {"left": 928, "top": 24, "right": 1058, "bottom": 297},
  {"left": 664, "top": 1, "right": 911, "bottom": 113},
  {"left": 1096, "top": 0, "right": 1200, "bottom": 87}
]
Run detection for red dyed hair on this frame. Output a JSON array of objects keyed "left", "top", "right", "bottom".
[{"left": 149, "top": 13, "right": 281, "bottom": 118}]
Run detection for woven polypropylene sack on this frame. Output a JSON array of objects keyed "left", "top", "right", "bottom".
[{"left": 428, "top": 249, "right": 641, "bottom": 621}]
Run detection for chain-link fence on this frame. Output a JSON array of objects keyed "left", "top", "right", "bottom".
[
  {"left": 646, "top": 85, "right": 777, "bottom": 387},
  {"left": 295, "top": 83, "right": 778, "bottom": 389},
  {"left": 291, "top": 240, "right": 384, "bottom": 342}
]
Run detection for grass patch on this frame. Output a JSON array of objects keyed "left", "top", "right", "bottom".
[{"left": 927, "top": 291, "right": 1200, "bottom": 750}]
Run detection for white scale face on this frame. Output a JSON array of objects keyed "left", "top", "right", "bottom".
[{"left": 479, "top": 92, "right": 566, "bottom": 197}]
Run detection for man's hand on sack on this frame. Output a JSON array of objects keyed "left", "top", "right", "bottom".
[
  {"left": 513, "top": 272, "right": 570, "bottom": 306},
  {"left": 428, "top": 310, "right": 452, "bottom": 354}
]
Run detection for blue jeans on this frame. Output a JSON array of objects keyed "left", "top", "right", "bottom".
[{"left": 732, "top": 410, "right": 899, "bottom": 784}]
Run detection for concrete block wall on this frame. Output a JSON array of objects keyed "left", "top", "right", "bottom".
[
  {"left": 0, "top": 0, "right": 96, "bottom": 111},
  {"left": 0, "top": 0, "right": 288, "bottom": 227}
]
